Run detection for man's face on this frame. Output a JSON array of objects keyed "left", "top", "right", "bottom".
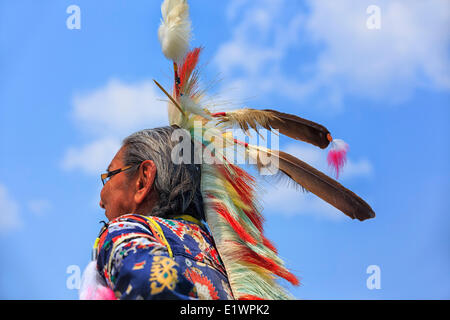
[{"left": 100, "top": 147, "right": 136, "bottom": 221}]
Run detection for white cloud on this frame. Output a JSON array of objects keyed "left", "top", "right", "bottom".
[
  {"left": 214, "top": 0, "right": 308, "bottom": 103},
  {"left": 341, "top": 158, "right": 374, "bottom": 181},
  {"left": 261, "top": 184, "right": 344, "bottom": 221},
  {"left": 72, "top": 79, "right": 168, "bottom": 137},
  {"left": 0, "top": 183, "right": 21, "bottom": 234},
  {"left": 214, "top": 0, "right": 450, "bottom": 106},
  {"left": 28, "top": 199, "right": 52, "bottom": 217},
  {"left": 62, "top": 79, "right": 169, "bottom": 176},
  {"left": 305, "top": 0, "right": 450, "bottom": 101},
  {"left": 226, "top": 0, "right": 251, "bottom": 21},
  {"left": 62, "top": 137, "right": 121, "bottom": 175}
]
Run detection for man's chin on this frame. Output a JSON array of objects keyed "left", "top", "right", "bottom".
[
  {"left": 104, "top": 210, "right": 113, "bottom": 221},
  {"left": 105, "top": 210, "right": 125, "bottom": 222}
]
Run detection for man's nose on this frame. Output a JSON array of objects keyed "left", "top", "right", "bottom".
[{"left": 99, "top": 200, "right": 105, "bottom": 209}]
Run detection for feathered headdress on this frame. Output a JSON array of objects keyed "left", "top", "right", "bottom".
[{"left": 155, "top": 0, "right": 375, "bottom": 300}]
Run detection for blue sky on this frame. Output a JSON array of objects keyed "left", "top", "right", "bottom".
[{"left": 0, "top": 0, "right": 449, "bottom": 299}]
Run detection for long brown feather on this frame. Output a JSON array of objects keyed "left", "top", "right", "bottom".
[
  {"left": 248, "top": 145, "right": 375, "bottom": 221},
  {"left": 262, "top": 109, "right": 331, "bottom": 149},
  {"left": 215, "top": 109, "right": 331, "bottom": 149}
]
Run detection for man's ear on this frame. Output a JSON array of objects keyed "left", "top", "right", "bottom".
[{"left": 134, "top": 160, "right": 157, "bottom": 205}]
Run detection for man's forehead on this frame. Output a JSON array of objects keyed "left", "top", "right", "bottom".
[{"left": 107, "top": 147, "right": 125, "bottom": 171}]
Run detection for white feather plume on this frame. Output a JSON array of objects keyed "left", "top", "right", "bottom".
[
  {"left": 179, "top": 95, "right": 212, "bottom": 120},
  {"left": 79, "top": 261, "right": 116, "bottom": 300},
  {"left": 158, "top": 0, "right": 192, "bottom": 62}
]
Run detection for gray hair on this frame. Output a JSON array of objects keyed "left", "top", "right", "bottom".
[{"left": 121, "top": 126, "right": 204, "bottom": 220}]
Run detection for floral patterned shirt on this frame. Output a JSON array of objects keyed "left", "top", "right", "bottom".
[{"left": 95, "top": 214, "right": 233, "bottom": 300}]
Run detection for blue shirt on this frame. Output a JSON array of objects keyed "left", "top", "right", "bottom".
[{"left": 95, "top": 214, "right": 234, "bottom": 300}]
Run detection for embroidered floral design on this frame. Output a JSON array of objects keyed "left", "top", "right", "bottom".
[
  {"left": 155, "top": 218, "right": 187, "bottom": 240},
  {"left": 149, "top": 256, "right": 178, "bottom": 295},
  {"left": 184, "top": 268, "right": 219, "bottom": 300}
]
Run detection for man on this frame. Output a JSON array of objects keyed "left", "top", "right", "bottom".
[
  {"left": 92, "top": 126, "right": 234, "bottom": 300},
  {"left": 82, "top": 0, "right": 375, "bottom": 301}
]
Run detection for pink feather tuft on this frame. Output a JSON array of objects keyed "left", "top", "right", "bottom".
[
  {"left": 327, "top": 139, "right": 348, "bottom": 179},
  {"left": 79, "top": 261, "right": 117, "bottom": 300},
  {"left": 93, "top": 286, "right": 117, "bottom": 300}
]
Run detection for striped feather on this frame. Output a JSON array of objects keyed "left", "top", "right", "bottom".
[{"left": 213, "top": 108, "right": 331, "bottom": 149}]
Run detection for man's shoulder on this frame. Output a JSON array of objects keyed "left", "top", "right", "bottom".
[
  {"left": 97, "top": 214, "right": 212, "bottom": 254},
  {"left": 100, "top": 214, "right": 152, "bottom": 234},
  {"left": 97, "top": 214, "right": 159, "bottom": 253}
]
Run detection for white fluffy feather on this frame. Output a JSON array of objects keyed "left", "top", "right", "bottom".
[
  {"left": 79, "top": 260, "right": 116, "bottom": 300},
  {"left": 179, "top": 95, "right": 212, "bottom": 119},
  {"left": 158, "top": 0, "right": 192, "bottom": 62}
]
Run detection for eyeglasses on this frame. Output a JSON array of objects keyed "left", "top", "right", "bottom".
[{"left": 100, "top": 165, "right": 135, "bottom": 186}]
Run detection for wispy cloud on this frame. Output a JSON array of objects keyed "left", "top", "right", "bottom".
[
  {"left": 72, "top": 79, "right": 168, "bottom": 137},
  {"left": 0, "top": 183, "right": 21, "bottom": 234},
  {"left": 214, "top": 0, "right": 450, "bottom": 107},
  {"left": 261, "top": 185, "right": 345, "bottom": 221},
  {"left": 62, "top": 137, "right": 121, "bottom": 175},
  {"left": 62, "top": 79, "right": 168, "bottom": 175},
  {"left": 214, "top": 0, "right": 308, "bottom": 103},
  {"left": 305, "top": 0, "right": 450, "bottom": 102},
  {"left": 28, "top": 199, "right": 52, "bottom": 217}
]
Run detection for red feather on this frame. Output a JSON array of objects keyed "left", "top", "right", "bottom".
[
  {"left": 239, "top": 295, "right": 265, "bottom": 300},
  {"left": 213, "top": 201, "right": 257, "bottom": 245},
  {"left": 262, "top": 236, "right": 277, "bottom": 254},
  {"left": 218, "top": 165, "right": 264, "bottom": 232},
  {"left": 243, "top": 209, "right": 264, "bottom": 233},
  {"left": 237, "top": 242, "right": 299, "bottom": 286},
  {"left": 179, "top": 47, "right": 202, "bottom": 92}
]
